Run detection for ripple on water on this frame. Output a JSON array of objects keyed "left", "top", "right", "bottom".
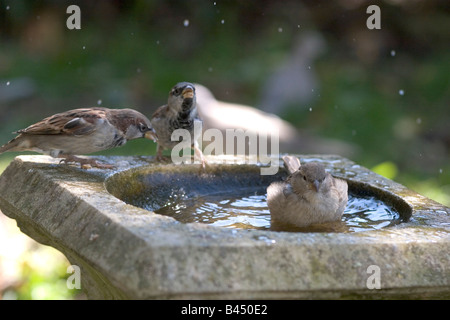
[{"left": 154, "top": 188, "right": 402, "bottom": 233}]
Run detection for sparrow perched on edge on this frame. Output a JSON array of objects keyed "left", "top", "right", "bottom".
[
  {"left": 267, "top": 155, "right": 348, "bottom": 228},
  {"left": 0, "top": 107, "right": 156, "bottom": 168},
  {"left": 151, "top": 82, "right": 206, "bottom": 168}
]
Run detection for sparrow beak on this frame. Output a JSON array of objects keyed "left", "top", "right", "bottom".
[
  {"left": 312, "top": 180, "right": 320, "bottom": 192},
  {"left": 182, "top": 86, "right": 194, "bottom": 99},
  {"left": 144, "top": 130, "right": 158, "bottom": 142}
]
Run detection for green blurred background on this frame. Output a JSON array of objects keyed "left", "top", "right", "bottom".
[{"left": 0, "top": 0, "right": 448, "bottom": 299}]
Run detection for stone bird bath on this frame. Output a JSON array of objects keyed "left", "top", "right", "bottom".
[{"left": 0, "top": 155, "right": 449, "bottom": 299}]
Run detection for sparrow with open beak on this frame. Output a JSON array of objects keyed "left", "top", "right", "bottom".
[
  {"left": 151, "top": 82, "right": 205, "bottom": 168},
  {"left": 267, "top": 155, "right": 348, "bottom": 228},
  {"left": 0, "top": 107, "right": 156, "bottom": 168}
]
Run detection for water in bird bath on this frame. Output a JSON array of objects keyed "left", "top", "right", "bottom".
[
  {"left": 105, "top": 162, "right": 408, "bottom": 233},
  {"left": 154, "top": 187, "right": 402, "bottom": 232}
]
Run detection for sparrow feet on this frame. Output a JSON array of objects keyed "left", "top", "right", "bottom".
[
  {"left": 194, "top": 145, "right": 207, "bottom": 173},
  {"left": 59, "top": 155, "right": 115, "bottom": 169},
  {"left": 195, "top": 157, "right": 208, "bottom": 173}
]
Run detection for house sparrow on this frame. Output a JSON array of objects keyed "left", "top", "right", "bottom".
[
  {"left": 151, "top": 82, "right": 205, "bottom": 168},
  {"left": 0, "top": 107, "right": 156, "bottom": 168},
  {"left": 267, "top": 155, "right": 348, "bottom": 228}
]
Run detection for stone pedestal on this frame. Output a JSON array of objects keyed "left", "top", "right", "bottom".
[{"left": 0, "top": 155, "right": 449, "bottom": 299}]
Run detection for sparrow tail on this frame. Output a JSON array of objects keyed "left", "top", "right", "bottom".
[
  {"left": 0, "top": 136, "right": 21, "bottom": 154},
  {"left": 282, "top": 155, "right": 301, "bottom": 174}
]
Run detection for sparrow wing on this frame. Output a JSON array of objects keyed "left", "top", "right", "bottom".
[
  {"left": 331, "top": 177, "right": 347, "bottom": 197},
  {"left": 16, "top": 108, "right": 108, "bottom": 136},
  {"left": 151, "top": 104, "right": 169, "bottom": 120},
  {"left": 331, "top": 177, "right": 349, "bottom": 213}
]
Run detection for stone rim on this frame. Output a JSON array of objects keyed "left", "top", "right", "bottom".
[{"left": 0, "top": 155, "right": 448, "bottom": 299}]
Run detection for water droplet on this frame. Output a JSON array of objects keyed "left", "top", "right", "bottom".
[
  {"left": 156, "top": 40, "right": 160, "bottom": 45},
  {"left": 399, "top": 89, "right": 404, "bottom": 95},
  {"left": 307, "top": 66, "right": 311, "bottom": 70},
  {"left": 390, "top": 50, "right": 396, "bottom": 57},
  {"left": 183, "top": 19, "right": 189, "bottom": 27},
  {"left": 278, "top": 27, "right": 283, "bottom": 33},
  {"left": 309, "top": 107, "right": 312, "bottom": 112},
  {"left": 213, "top": 2, "right": 216, "bottom": 5},
  {"left": 137, "top": 68, "right": 141, "bottom": 73},
  {"left": 6, "top": 81, "right": 10, "bottom": 86},
  {"left": 297, "top": 24, "right": 301, "bottom": 28},
  {"left": 221, "top": 19, "right": 225, "bottom": 24},
  {"left": 97, "top": 99, "right": 102, "bottom": 105},
  {"left": 208, "top": 67, "right": 213, "bottom": 72},
  {"left": 439, "top": 168, "right": 443, "bottom": 174},
  {"left": 416, "top": 118, "right": 422, "bottom": 125},
  {"left": 6, "top": 5, "right": 10, "bottom": 10},
  {"left": 82, "top": 45, "right": 86, "bottom": 50}
]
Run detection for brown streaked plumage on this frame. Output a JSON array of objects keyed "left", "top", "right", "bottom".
[
  {"left": 267, "top": 155, "right": 348, "bottom": 228},
  {"left": 0, "top": 107, "right": 156, "bottom": 168},
  {"left": 151, "top": 82, "right": 205, "bottom": 169}
]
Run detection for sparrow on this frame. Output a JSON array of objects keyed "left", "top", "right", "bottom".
[
  {"left": 0, "top": 107, "right": 156, "bottom": 168},
  {"left": 267, "top": 155, "right": 348, "bottom": 228},
  {"left": 151, "top": 82, "right": 205, "bottom": 168}
]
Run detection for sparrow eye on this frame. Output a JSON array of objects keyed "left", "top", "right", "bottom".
[
  {"left": 139, "top": 123, "right": 148, "bottom": 132},
  {"left": 303, "top": 176, "right": 307, "bottom": 181},
  {"left": 172, "top": 88, "right": 182, "bottom": 96}
]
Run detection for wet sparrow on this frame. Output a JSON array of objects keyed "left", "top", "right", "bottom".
[
  {"left": 151, "top": 82, "right": 205, "bottom": 168},
  {"left": 0, "top": 107, "right": 156, "bottom": 168},
  {"left": 267, "top": 155, "right": 348, "bottom": 228}
]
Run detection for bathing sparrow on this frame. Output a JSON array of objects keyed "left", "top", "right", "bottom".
[{"left": 267, "top": 155, "right": 348, "bottom": 228}]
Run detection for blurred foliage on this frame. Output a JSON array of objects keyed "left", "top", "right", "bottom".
[
  {"left": 2, "top": 245, "right": 78, "bottom": 300},
  {"left": 0, "top": 0, "right": 449, "bottom": 299},
  {"left": 0, "top": 213, "right": 83, "bottom": 300},
  {"left": 371, "top": 161, "right": 398, "bottom": 180}
]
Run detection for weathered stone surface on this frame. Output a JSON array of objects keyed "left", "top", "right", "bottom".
[{"left": 0, "top": 155, "right": 449, "bottom": 299}]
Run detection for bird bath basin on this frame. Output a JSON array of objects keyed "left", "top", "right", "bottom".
[
  {"left": 105, "top": 161, "right": 406, "bottom": 233},
  {"left": 0, "top": 154, "right": 449, "bottom": 299}
]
